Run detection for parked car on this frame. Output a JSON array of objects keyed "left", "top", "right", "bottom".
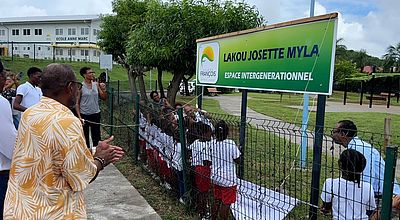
[{"left": 180, "top": 80, "right": 196, "bottom": 95}]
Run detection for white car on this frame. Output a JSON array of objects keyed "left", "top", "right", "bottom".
[{"left": 180, "top": 80, "right": 196, "bottom": 95}]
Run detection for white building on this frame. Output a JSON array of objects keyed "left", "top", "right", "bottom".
[{"left": 0, "top": 15, "right": 103, "bottom": 62}]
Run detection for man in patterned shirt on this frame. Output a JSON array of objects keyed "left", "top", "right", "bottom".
[{"left": 3, "top": 63, "right": 124, "bottom": 219}]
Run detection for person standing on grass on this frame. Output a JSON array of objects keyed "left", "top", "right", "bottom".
[
  {"left": 13, "top": 67, "right": 42, "bottom": 113},
  {"left": 3, "top": 64, "right": 124, "bottom": 220},
  {"left": 75, "top": 67, "right": 107, "bottom": 148},
  {"left": 0, "top": 67, "right": 17, "bottom": 220},
  {"left": 331, "top": 119, "right": 400, "bottom": 211},
  {"left": 1, "top": 72, "right": 20, "bottom": 129},
  {"left": 321, "top": 149, "right": 377, "bottom": 219},
  {"left": 211, "top": 120, "right": 241, "bottom": 220}
]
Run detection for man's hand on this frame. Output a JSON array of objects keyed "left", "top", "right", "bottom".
[{"left": 93, "top": 136, "right": 124, "bottom": 166}]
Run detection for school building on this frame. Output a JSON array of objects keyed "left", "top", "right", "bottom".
[{"left": 0, "top": 15, "right": 103, "bottom": 62}]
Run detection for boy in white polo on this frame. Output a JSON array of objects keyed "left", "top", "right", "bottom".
[{"left": 13, "top": 67, "right": 42, "bottom": 112}]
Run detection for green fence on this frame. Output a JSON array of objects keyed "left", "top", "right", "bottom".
[{"left": 100, "top": 85, "right": 400, "bottom": 220}]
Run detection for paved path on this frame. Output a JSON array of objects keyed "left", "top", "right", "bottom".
[{"left": 85, "top": 164, "right": 161, "bottom": 220}]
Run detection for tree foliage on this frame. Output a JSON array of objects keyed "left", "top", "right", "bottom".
[
  {"left": 126, "top": 0, "right": 263, "bottom": 104},
  {"left": 334, "top": 60, "right": 357, "bottom": 82},
  {"left": 383, "top": 42, "right": 400, "bottom": 72},
  {"left": 97, "top": 0, "right": 150, "bottom": 98}
]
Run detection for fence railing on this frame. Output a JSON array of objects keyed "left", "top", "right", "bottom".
[{"left": 100, "top": 88, "right": 400, "bottom": 220}]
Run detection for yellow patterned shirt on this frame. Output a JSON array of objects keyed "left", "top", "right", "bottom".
[{"left": 4, "top": 97, "right": 97, "bottom": 220}]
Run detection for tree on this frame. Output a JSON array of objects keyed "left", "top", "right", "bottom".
[
  {"left": 383, "top": 42, "right": 400, "bottom": 72},
  {"left": 335, "top": 37, "right": 347, "bottom": 61},
  {"left": 97, "top": 0, "right": 150, "bottom": 99},
  {"left": 334, "top": 60, "right": 357, "bottom": 82},
  {"left": 127, "top": 0, "right": 264, "bottom": 105}
]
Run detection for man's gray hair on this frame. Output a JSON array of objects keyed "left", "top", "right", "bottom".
[{"left": 40, "top": 63, "right": 76, "bottom": 94}]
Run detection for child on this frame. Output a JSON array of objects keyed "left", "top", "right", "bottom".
[
  {"left": 211, "top": 120, "right": 241, "bottom": 220},
  {"left": 321, "top": 149, "right": 377, "bottom": 219},
  {"left": 188, "top": 122, "right": 213, "bottom": 219}
]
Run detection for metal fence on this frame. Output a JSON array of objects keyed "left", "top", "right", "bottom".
[{"left": 100, "top": 87, "right": 400, "bottom": 220}]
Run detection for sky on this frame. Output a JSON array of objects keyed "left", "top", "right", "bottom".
[{"left": 0, "top": 0, "right": 398, "bottom": 58}]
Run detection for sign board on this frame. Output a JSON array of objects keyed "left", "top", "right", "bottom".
[
  {"left": 196, "top": 13, "right": 338, "bottom": 95},
  {"left": 100, "top": 54, "right": 113, "bottom": 70}
]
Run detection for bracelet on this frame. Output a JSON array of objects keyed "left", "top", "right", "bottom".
[{"left": 94, "top": 157, "right": 106, "bottom": 170}]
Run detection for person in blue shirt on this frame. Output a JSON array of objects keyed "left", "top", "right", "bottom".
[{"left": 331, "top": 120, "right": 400, "bottom": 211}]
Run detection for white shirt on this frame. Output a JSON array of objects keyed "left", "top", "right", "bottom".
[
  {"left": 211, "top": 139, "right": 241, "bottom": 187},
  {"left": 16, "top": 81, "right": 42, "bottom": 110},
  {"left": 171, "top": 142, "right": 183, "bottom": 171},
  {"left": 0, "top": 96, "right": 17, "bottom": 171},
  {"left": 188, "top": 139, "right": 212, "bottom": 166},
  {"left": 321, "top": 178, "right": 376, "bottom": 220}
]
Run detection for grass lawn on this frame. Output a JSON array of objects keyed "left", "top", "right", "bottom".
[
  {"left": 227, "top": 92, "right": 400, "bottom": 147},
  {"left": 2, "top": 57, "right": 173, "bottom": 91}
]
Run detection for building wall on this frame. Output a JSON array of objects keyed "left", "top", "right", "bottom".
[{"left": 0, "top": 17, "right": 103, "bottom": 62}]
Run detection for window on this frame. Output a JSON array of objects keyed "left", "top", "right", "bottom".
[
  {"left": 55, "top": 48, "right": 63, "bottom": 56},
  {"left": 80, "top": 49, "right": 89, "bottom": 56},
  {"left": 38, "top": 46, "right": 41, "bottom": 51},
  {"left": 55, "top": 28, "right": 63, "bottom": 35},
  {"left": 27, "top": 47, "right": 30, "bottom": 51},
  {"left": 12, "top": 29, "right": 19, "bottom": 35},
  {"left": 93, "top": 50, "right": 97, "bottom": 57},
  {"left": 81, "top": 27, "right": 89, "bottom": 35},
  {"left": 0, "top": 30, "right": 5, "bottom": 36},
  {"left": 34, "top": 29, "right": 42, "bottom": 35},
  {"left": 23, "top": 29, "right": 30, "bottom": 35},
  {"left": 93, "top": 29, "right": 99, "bottom": 36},
  {"left": 23, "top": 47, "right": 26, "bottom": 50},
  {"left": 68, "top": 28, "right": 76, "bottom": 35},
  {"left": 14, "top": 47, "right": 18, "bottom": 50},
  {"left": 68, "top": 49, "right": 76, "bottom": 56}
]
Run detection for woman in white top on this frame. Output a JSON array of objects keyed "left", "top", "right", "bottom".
[
  {"left": 76, "top": 67, "right": 107, "bottom": 148},
  {"left": 321, "top": 149, "right": 377, "bottom": 220},
  {"left": 211, "top": 120, "right": 241, "bottom": 220}
]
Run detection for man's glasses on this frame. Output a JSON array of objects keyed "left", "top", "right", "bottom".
[{"left": 67, "top": 81, "right": 83, "bottom": 90}]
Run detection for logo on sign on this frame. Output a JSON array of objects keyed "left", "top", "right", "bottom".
[{"left": 198, "top": 42, "right": 219, "bottom": 84}]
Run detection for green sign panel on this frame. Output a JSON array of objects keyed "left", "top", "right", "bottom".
[{"left": 196, "top": 14, "right": 338, "bottom": 95}]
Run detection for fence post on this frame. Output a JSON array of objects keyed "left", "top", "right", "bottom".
[
  {"left": 239, "top": 89, "right": 248, "bottom": 179},
  {"left": 134, "top": 94, "right": 140, "bottom": 162},
  {"left": 177, "top": 108, "right": 189, "bottom": 203},
  {"left": 360, "top": 80, "right": 364, "bottom": 105},
  {"left": 197, "top": 86, "right": 203, "bottom": 109},
  {"left": 384, "top": 118, "right": 391, "bottom": 149},
  {"left": 108, "top": 87, "right": 114, "bottom": 136},
  {"left": 381, "top": 145, "right": 398, "bottom": 219},
  {"left": 11, "top": 41, "right": 13, "bottom": 61},
  {"left": 308, "top": 95, "right": 326, "bottom": 220},
  {"left": 343, "top": 79, "right": 347, "bottom": 105},
  {"left": 117, "top": 80, "right": 120, "bottom": 105}
]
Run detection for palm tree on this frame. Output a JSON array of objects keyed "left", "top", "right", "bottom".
[
  {"left": 335, "top": 38, "right": 347, "bottom": 60},
  {"left": 383, "top": 42, "right": 400, "bottom": 72}
]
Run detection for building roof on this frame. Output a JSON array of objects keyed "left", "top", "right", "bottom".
[{"left": 0, "top": 15, "right": 101, "bottom": 24}]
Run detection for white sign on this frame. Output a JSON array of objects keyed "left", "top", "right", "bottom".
[
  {"left": 100, "top": 54, "right": 113, "bottom": 70},
  {"left": 197, "top": 42, "right": 219, "bottom": 84}
]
